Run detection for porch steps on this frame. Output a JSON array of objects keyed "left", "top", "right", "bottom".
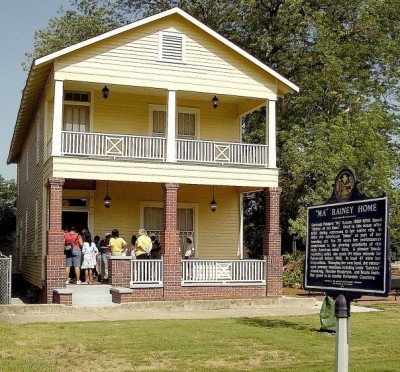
[{"left": 66, "top": 284, "right": 115, "bottom": 307}]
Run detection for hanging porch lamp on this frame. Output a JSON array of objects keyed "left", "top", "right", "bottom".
[
  {"left": 102, "top": 85, "right": 110, "bottom": 99},
  {"left": 212, "top": 95, "right": 219, "bottom": 108},
  {"left": 210, "top": 185, "right": 217, "bottom": 212},
  {"left": 103, "top": 181, "right": 112, "bottom": 208}
]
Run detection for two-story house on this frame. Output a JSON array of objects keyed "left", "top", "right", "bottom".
[{"left": 8, "top": 8, "right": 298, "bottom": 304}]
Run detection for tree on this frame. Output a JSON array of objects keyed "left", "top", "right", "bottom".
[
  {"left": 0, "top": 176, "right": 17, "bottom": 235},
  {"left": 26, "top": 0, "right": 400, "bottom": 253}
]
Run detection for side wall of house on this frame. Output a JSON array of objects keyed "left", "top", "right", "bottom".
[{"left": 16, "top": 101, "right": 46, "bottom": 288}]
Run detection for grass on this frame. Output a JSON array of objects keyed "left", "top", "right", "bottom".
[{"left": 0, "top": 303, "right": 399, "bottom": 371}]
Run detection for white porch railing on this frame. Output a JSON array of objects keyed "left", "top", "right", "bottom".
[
  {"left": 60, "top": 131, "right": 268, "bottom": 167},
  {"left": 182, "top": 259, "right": 266, "bottom": 285},
  {"left": 130, "top": 258, "right": 163, "bottom": 288},
  {"left": 177, "top": 139, "right": 268, "bottom": 166},
  {"left": 61, "top": 131, "right": 166, "bottom": 160}
]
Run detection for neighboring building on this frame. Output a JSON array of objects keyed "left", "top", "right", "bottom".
[{"left": 8, "top": 8, "right": 298, "bottom": 304}]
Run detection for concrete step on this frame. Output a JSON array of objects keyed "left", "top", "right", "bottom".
[{"left": 66, "top": 284, "right": 115, "bottom": 307}]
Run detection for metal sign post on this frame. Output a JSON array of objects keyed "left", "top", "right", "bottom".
[{"left": 334, "top": 294, "right": 349, "bottom": 372}]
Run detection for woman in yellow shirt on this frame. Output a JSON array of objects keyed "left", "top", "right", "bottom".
[{"left": 109, "top": 228, "right": 127, "bottom": 256}]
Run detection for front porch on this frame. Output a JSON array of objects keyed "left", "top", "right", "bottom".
[{"left": 46, "top": 179, "right": 283, "bottom": 304}]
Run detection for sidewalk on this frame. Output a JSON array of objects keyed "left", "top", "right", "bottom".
[{"left": 0, "top": 296, "right": 379, "bottom": 324}]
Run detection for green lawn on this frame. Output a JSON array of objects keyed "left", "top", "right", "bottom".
[{"left": 0, "top": 303, "right": 398, "bottom": 371}]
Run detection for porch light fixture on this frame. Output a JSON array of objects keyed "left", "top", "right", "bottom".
[
  {"left": 210, "top": 186, "right": 217, "bottom": 212},
  {"left": 103, "top": 181, "right": 112, "bottom": 208},
  {"left": 102, "top": 85, "right": 110, "bottom": 99},
  {"left": 212, "top": 95, "right": 219, "bottom": 108}
]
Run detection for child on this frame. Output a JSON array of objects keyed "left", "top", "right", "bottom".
[{"left": 81, "top": 232, "right": 99, "bottom": 284}]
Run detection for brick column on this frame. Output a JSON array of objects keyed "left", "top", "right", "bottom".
[
  {"left": 263, "top": 187, "right": 283, "bottom": 296},
  {"left": 44, "top": 177, "right": 65, "bottom": 304},
  {"left": 160, "top": 183, "right": 180, "bottom": 298}
]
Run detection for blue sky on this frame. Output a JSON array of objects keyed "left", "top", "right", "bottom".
[{"left": 0, "top": 0, "right": 72, "bottom": 180}]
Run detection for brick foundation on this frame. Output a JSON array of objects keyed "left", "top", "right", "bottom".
[{"left": 53, "top": 289, "right": 73, "bottom": 305}]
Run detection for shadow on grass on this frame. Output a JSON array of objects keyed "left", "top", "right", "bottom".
[{"left": 237, "top": 317, "right": 311, "bottom": 331}]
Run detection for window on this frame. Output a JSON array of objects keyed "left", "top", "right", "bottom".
[
  {"left": 159, "top": 31, "right": 185, "bottom": 63},
  {"left": 33, "top": 199, "right": 38, "bottom": 256},
  {"left": 143, "top": 205, "right": 196, "bottom": 257},
  {"left": 178, "top": 113, "right": 196, "bottom": 137},
  {"left": 63, "top": 106, "right": 89, "bottom": 132},
  {"left": 63, "top": 91, "right": 91, "bottom": 132},
  {"left": 150, "top": 106, "right": 198, "bottom": 139}
]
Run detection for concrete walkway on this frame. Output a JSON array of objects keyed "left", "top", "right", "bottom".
[{"left": 0, "top": 295, "right": 379, "bottom": 324}]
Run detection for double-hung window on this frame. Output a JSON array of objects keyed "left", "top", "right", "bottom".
[
  {"left": 150, "top": 105, "right": 198, "bottom": 139},
  {"left": 63, "top": 91, "right": 91, "bottom": 132}
]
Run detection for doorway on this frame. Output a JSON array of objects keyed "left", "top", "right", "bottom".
[{"left": 62, "top": 211, "right": 88, "bottom": 235}]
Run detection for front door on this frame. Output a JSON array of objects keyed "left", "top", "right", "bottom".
[{"left": 62, "top": 211, "right": 88, "bottom": 235}]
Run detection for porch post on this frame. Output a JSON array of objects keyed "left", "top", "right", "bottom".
[
  {"left": 52, "top": 80, "right": 63, "bottom": 157},
  {"left": 263, "top": 187, "right": 283, "bottom": 296},
  {"left": 161, "top": 183, "right": 180, "bottom": 298},
  {"left": 44, "top": 177, "right": 65, "bottom": 303},
  {"left": 266, "top": 100, "right": 277, "bottom": 169},
  {"left": 166, "top": 90, "right": 177, "bottom": 162}
]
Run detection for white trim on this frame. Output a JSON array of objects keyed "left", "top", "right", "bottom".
[
  {"left": 239, "top": 193, "right": 244, "bottom": 259},
  {"left": 267, "top": 100, "right": 276, "bottom": 168},
  {"left": 34, "top": 8, "right": 298, "bottom": 94},
  {"left": 166, "top": 90, "right": 177, "bottom": 162},
  {"left": 52, "top": 80, "right": 63, "bottom": 156}
]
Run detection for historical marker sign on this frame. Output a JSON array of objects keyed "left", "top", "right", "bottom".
[{"left": 304, "top": 170, "right": 390, "bottom": 297}]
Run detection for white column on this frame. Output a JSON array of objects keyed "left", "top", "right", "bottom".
[
  {"left": 166, "top": 90, "right": 177, "bottom": 162},
  {"left": 52, "top": 80, "right": 63, "bottom": 156},
  {"left": 238, "top": 192, "right": 244, "bottom": 258},
  {"left": 266, "top": 100, "right": 277, "bottom": 169}
]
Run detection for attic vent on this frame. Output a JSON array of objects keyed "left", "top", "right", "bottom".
[{"left": 159, "top": 31, "right": 185, "bottom": 63}]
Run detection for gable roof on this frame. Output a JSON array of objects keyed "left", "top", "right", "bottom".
[{"left": 8, "top": 7, "right": 299, "bottom": 164}]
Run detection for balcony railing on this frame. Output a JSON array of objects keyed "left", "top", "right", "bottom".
[
  {"left": 61, "top": 131, "right": 165, "bottom": 160},
  {"left": 60, "top": 131, "right": 268, "bottom": 166},
  {"left": 177, "top": 138, "right": 268, "bottom": 166},
  {"left": 182, "top": 259, "right": 266, "bottom": 285},
  {"left": 130, "top": 258, "right": 163, "bottom": 288}
]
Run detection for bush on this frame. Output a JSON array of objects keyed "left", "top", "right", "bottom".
[{"left": 283, "top": 251, "right": 304, "bottom": 288}]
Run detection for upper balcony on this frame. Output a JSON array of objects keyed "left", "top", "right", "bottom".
[
  {"left": 48, "top": 85, "right": 278, "bottom": 187},
  {"left": 61, "top": 131, "right": 268, "bottom": 167}
]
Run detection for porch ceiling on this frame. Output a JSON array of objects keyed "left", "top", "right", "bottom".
[{"left": 64, "top": 80, "right": 265, "bottom": 106}]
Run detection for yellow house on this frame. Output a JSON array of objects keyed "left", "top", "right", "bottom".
[{"left": 8, "top": 8, "right": 298, "bottom": 304}]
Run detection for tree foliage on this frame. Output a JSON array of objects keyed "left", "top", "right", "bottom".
[
  {"left": 26, "top": 0, "right": 400, "bottom": 252},
  {"left": 0, "top": 176, "right": 17, "bottom": 234}
]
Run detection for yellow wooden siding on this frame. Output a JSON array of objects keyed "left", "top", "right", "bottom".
[
  {"left": 55, "top": 15, "right": 277, "bottom": 99},
  {"left": 90, "top": 91, "right": 240, "bottom": 142},
  {"left": 16, "top": 102, "right": 46, "bottom": 288},
  {"left": 90, "top": 182, "right": 239, "bottom": 258}
]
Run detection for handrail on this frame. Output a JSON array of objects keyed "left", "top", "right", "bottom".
[
  {"left": 130, "top": 258, "right": 163, "bottom": 288},
  {"left": 182, "top": 258, "right": 266, "bottom": 285}
]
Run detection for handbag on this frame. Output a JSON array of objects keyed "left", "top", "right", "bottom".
[{"left": 64, "top": 233, "right": 79, "bottom": 253}]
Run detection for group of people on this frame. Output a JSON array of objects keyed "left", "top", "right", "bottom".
[{"left": 64, "top": 227, "right": 161, "bottom": 285}]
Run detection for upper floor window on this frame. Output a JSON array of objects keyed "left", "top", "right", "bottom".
[
  {"left": 159, "top": 31, "right": 185, "bottom": 63},
  {"left": 63, "top": 91, "right": 91, "bottom": 132},
  {"left": 150, "top": 105, "right": 199, "bottom": 139}
]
